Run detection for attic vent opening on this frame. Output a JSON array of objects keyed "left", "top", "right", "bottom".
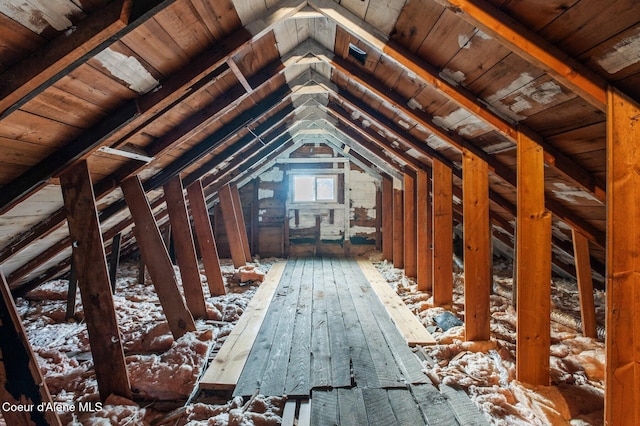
[{"left": 348, "top": 43, "right": 367, "bottom": 65}]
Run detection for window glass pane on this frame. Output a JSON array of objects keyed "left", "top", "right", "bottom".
[
  {"left": 316, "top": 177, "right": 335, "bottom": 201},
  {"left": 293, "top": 176, "right": 315, "bottom": 202}
]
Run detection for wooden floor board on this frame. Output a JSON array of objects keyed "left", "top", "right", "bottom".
[
  {"left": 252, "top": 258, "right": 304, "bottom": 396},
  {"left": 284, "top": 258, "right": 314, "bottom": 396},
  {"left": 322, "top": 256, "right": 352, "bottom": 388},
  {"left": 411, "top": 383, "right": 460, "bottom": 426},
  {"left": 310, "top": 258, "right": 332, "bottom": 388},
  {"left": 388, "top": 388, "right": 427, "bottom": 425},
  {"left": 311, "top": 389, "right": 339, "bottom": 425},
  {"left": 362, "top": 388, "right": 398, "bottom": 426}
]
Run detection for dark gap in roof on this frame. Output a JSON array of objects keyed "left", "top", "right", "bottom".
[{"left": 348, "top": 43, "right": 367, "bottom": 65}]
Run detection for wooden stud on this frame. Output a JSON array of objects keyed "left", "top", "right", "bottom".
[
  {"left": 218, "top": 184, "right": 248, "bottom": 268},
  {"left": 416, "top": 169, "right": 431, "bottom": 291},
  {"left": 571, "top": 229, "right": 597, "bottom": 339},
  {"left": 403, "top": 172, "right": 417, "bottom": 278},
  {"left": 605, "top": 86, "right": 640, "bottom": 426},
  {"left": 230, "top": 184, "right": 252, "bottom": 262},
  {"left": 121, "top": 176, "right": 196, "bottom": 339},
  {"left": 66, "top": 259, "right": 78, "bottom": 320},
  {"left": 60, "top": 161, "right": 131, "bottom": 400},
  {"left": 164, "top": 176, "right": 207, "bottom": 318},
  {"left": 515, "top": 131, "right": 552, "bottom": 386},
  {"left": 462, "top": 150, "right": 491, "bottom": 342},
  {"left": 432, "top": 160, "right": 453, "bottom": 306},
  {"left": 1, "top": 271, "right": 62, "bottom": 426},
  {"left": 375, "top": 185, "right": 382, "bottom": 251},
  {"left": 138, "top": 256, "right": 146, "bottom": 285},
  {"left": 186, "top": 180, "right": 226, "bottom": 296},
  {"left": 393, "top": 187, "right": 404, "bottom": 269},
  {"left": 382, "top": 175, "right": 394, "bottom": 261},
  {"left": 109, "top": 233, "right": 122, "bottom": 293}
]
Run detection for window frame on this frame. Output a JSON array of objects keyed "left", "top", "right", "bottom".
[{"left": 291, "top": 173, "right": 338, "bottom": 204}]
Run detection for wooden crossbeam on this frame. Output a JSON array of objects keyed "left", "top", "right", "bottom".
[
  {"left": 186, "top": 179, "right": 226, "bottom": 296},
  {"left": 462, "top": 149, "right": 491, "bottom": 341},
  {"left": 432, "top": 159, "right": 453, "bottom": 306},
  {"left": 393, "top": 187, "right": 404, "bottom": 269},
  {"left": 60, "top": 160, "right": 131, "bottom": 400},
  {"left": 218, "top": 184, "right": 248, "bottom": 268},
  {"left": 1, "top": 271, "right": 62, "bottom": 426},
  {"left": 403, "top": 173, "right": 417, "bottom": 278},
  {"left": 416, "top": 169, "right": 431, "bottom": 291},
  {"left": 571, "top": 229, "right": 597, "bottom": 339},
  {"left": 515, "top": 131, "right": 551, "bottom": 386},
  {"left": 382, "top": 175, "right": 394, "bottom": 261},
  {"left": 164, "top": 176, "right": 207, "bottom": 318},
  {"left": 121, "top": 175, "right": 196, "bottom": 338},
  {"left": 605, "top": 87, "right": 640, "bottom": 426},
  {"left": 432, "top": 0, "right": 607, "bottom": 111}
]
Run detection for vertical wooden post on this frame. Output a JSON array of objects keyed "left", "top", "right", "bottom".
[
  {"left": 251, "top": 180, "right": 260, "bottom": 253},
  {"left": 218, "top": 184, "right": 247, "bottom": 268},
  {"left": 511, "top": 227, "right": 517, "bottom": 308},
  {"left": 571, "top": 229, "right": 597, "bottom": 338},
  {"left": 375, "top": 184, "right": 382, "bottom": 251},
  {"left": 137, "top": 256, "right": 145, "bottom": 284},
  {"left": 516, "top": 131, "right": 552, "bottom": 386},
  {"left": 60, "top": 161, "right": 131, "bottom": 400},
  {"left": 606, "top": 86, "right": 640, "bottom": 426},
  {"left": 462, "top": 149, "right": 491, "bottom": 341},
  {"left": 230, "top": 184, "right": 252, "bottom": 262},
  {"left": 404, "top": 172, "right": 417, "bottom": 277},
  {"left": 393, "top": 186, "right": 404, "bottom": 269},
  {"left": 1, "top": 271, "right": 62, "bottom": 426},
  {"left": 122, "top": 176, "right": 196, "bottom": 339},
  {"left": 65, "top": 259, "right": 78, "bottom": 320},
  {"left": 416, "top": 169, "right": 431, "bottom": 291},
  {"left": 432, "top": 160, "right": 453, "bottom": 306},
  {"left": 164, "top": 176, "right": 207, "bottom": 318},
  {"left": 187, "top": 180, "right": 226, "bottom": 296},
  {"left": 382, "top": 175, "right": 394, "bottom": 261},
  {"left": 109, "top": 233, "right": 122, "bottom": 293}
]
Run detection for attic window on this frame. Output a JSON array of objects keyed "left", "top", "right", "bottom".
[
  {"left": 293, "top": 175, "right": 337, "bottom": 202},
  {"left": 348, "top": 43, "right": 367, "bottom": 65}
]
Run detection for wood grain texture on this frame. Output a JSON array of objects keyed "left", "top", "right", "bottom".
[
  {"left": 230, "top": 184, "right": 252, "bottom": 261},
  {"left": 432, "top": 159, "right": 453, "bottom": 307},
  {"left": 218, "top": 184, "right": 247, "bottom": 268},
  {"left": 403, "top": 172, "right": 417, "bottom": 277},
  {"left": 393, "top": 188, "right": 404, "bottom": 269},
  {"left": 0, "top": 270, "right": 62, "bottom": 426},
  {"left": 60, "top": 160, "right": 131, "bottom": 400},
  {"left": 605, "top": 86, "right": 640, "bottom": 426},
  {"left": 416, "top": 169, "right": 431, "bottom": 291},
  {"left": 121, "top": 175, "right": 196, "bottom": 339},
  {"left": 462, "top": 149, "right": 491, "bottom": 341},
  {"left": 516, "top": 130, "right": 551, "bottom": 386},
  {"left": 382, "top": 174, "right": 394, "bottom": 261},
  {"left": 164, "top": 176, "right": 206, "bottom": 318},
  {"left": 571, "top": 229, "right": 597, "bottom": 338},
  {"left": 186, "top": 179, "right": 226, "bottom": 296}
]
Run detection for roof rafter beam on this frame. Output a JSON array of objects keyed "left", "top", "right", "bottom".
[
  {"left": 431, "top": 0, "right": 607, "bottom": 111},
  {"left": 306, "top": 2, "right": 606, "bottom": 202},
  {"left": 0, "top": 0, "right": 308, "bottom": 217}
]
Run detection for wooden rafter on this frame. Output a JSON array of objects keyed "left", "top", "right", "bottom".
[{"left": 432, "top": 0, "right": 607, "bottom": 112}]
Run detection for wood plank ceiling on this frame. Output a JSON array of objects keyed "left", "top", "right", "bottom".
[{"left": 0, "top": 0, "right": 638, "bottom": 292}]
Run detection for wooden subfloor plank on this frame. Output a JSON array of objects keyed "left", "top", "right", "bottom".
[
  {"left": 232, "top": 260, "right": 298, "bottom": 396},
  {"left": 322, "top": 256, "right": 352, "bottom": 388},
  {"left": 281, "top": 399, "right": 297, "bottom": 426},
  {"left": 357, "top": 259, "right": 436, "bottom": 346},
  {"left": 441, "top": 384, "right": 490, "bottom": 425},
  {"left": 298, "top": 399, "right": 311, "bottom": 426},
  {"left": 340, "top": 259, "right": 406, "bottom": 388},
  {"left": 362, "top": 388, "right": 398, "bottom": 426},
  {"left": 331, "top": 257, "right": 380, "bottom": 389},
  {"left": 285, "top": 258, "right": 314, "bottom": 396},
  {"left": 310, "top": 258, "right": 332, "bottom": 388},
  {"left": 410, "top": 383, "right": 460, "bottom": 426},
  {"left": 256, "top": 258, "right": 305, "bottom": 396},
  {"left": 388, "top": 388, "right": 427, "bottom": 425},
  {"left": 199, "top": 261, "right": 287, "bottom": 390},
  {"left": 310, "top": 389, "right": 339, "bottom": 425},
  {"left": 337, "top": 388, "right": 368, "bottom": 425}
]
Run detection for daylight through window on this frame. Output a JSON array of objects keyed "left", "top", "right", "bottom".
[{"left": 293, "top": 175, "right": 337, "bottom": 202}]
